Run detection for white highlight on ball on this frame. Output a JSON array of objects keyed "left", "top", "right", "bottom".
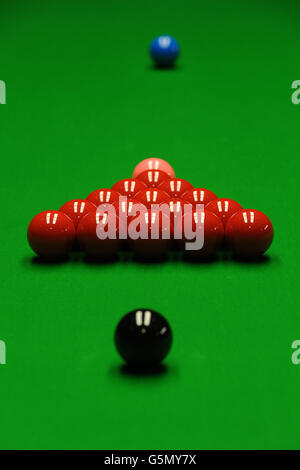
[{"left": 158, "top": 36, "right": 171, "bottom": 48}]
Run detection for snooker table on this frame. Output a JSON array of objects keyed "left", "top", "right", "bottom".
[{"left": 1, "top": 0, "right": 300, "bottom": 451}]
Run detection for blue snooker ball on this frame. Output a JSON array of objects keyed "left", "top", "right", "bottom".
[{"left": 150, "top": 35, "right": 180, "bottom": 67}]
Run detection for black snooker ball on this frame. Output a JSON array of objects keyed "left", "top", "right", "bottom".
[{"left": 114, "top": 309, "right": 172, "bottom": 368}]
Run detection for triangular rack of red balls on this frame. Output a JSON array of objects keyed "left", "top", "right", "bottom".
[{"left": 27, "top": 157, "right": 274, "bottom": 260}]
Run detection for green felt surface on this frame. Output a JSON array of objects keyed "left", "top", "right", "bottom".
[{"left": 1, "top": 0, "right": 300, "bottom": 450}]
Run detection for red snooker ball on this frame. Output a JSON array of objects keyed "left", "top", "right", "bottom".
[
  {"left": 136, "top": 169, "right": 170, "bottom": 187},
  {"left": 86, "top": 188, "right": 120, "bottom": 207},
  {"left": 159, "top": 198, "right": 193, "bottom": 229},
  {"left": 27, "top": 210, "right": 75, "bottom": 258},
  {"left": 135, "top": 188, "right": 170, "bottom": 209},
  {"left": 132, "top": 157, "right": 175, "bottom": 179},
  {"left": 225, "top": 209, "right": 274, "bottom": 257},
  {"left": 205, "top": 198, "right": 243, "bottom": 227},
  {"left": 77, "top": 211, "right": 124, "bottom": 259},
  {"left": 128, "top": 209, "right": 173, "bottom": 259},
  {"left": 114, "top": 197, "right": 144, "bottom": 223},
  {"left": 158, "top": 178, "right": 193, "bottom": 198},
  {"left": 59, "top": 199, "right": 97, "bottom": 228},
  {"left": 182, "top": 188, "right": 218, "bottom": 206},
  {"left": 111, "top": 178, "right": 147, "bottom": 198},
  {"left": 176, "top": 209, "right": 224, "bottom": 259},
  {"left": 113, "top": 197, "right": 146, "bottom": 251}
]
